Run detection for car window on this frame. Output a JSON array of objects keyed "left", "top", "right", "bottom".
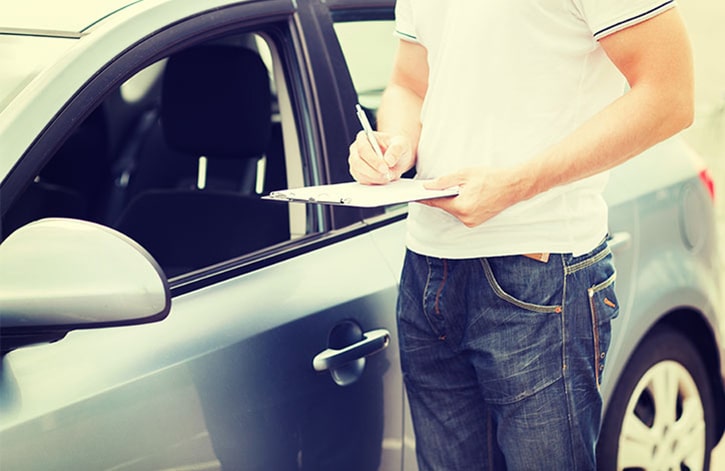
[
  {"left": 1, "top": 30, "right": 308, "bottom": 279},
  {"left": 119, "top": 60, "right": 166, "bottom": 104},
  {"left": 333, "top": 20, "right": 397, "bottom": 113}
]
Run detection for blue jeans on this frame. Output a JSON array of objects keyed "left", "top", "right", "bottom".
[{"left": 397, "top": 240, "right": 618, "bottom": 470}]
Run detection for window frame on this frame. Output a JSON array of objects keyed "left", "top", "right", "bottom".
[{"left": 1, "top": 2, "right": 338, "bottom": 293}]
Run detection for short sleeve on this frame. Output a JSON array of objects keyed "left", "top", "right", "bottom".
[
  {"left": 575, "top": 0, "right": 677, "bottom": 40},
  {"left": 394, "top": 0, "right": 419, "bottom": 43}
]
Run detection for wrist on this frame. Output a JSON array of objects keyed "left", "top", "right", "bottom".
[{"left": 505, "top": 165, "right": 536, "bottom": 205}]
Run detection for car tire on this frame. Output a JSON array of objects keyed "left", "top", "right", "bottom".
[{"left": 597, "top": 326, "right": 716, "bottom": 471}]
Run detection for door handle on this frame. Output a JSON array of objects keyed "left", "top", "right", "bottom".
[
  {"left": 607, "top": 231, "right": 632, "bottom": 252},
  {"left": 312, "top": 328, "right": 390, "bottom": 372}
]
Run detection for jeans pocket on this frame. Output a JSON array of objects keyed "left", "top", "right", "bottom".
[
  {"left": 588, "top": 272, "right": 619, "bottom": 386},
  {"left": 479, "top": 257, "right": 563, "bottom": 314}
]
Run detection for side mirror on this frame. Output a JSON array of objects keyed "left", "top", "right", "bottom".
[{"left": 0, "top": 218, "right": 171, "bottom": 354}]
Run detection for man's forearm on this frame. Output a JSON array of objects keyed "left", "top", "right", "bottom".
[
  {"left": 378, "top": 83, "right": 424, "bottom": 163},
  {"left": 514, "top": 80, "right": 694, "bottom": 202}
]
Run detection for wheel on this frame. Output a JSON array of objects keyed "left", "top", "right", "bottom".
[{"left": 597, "top": 326, "right": 716, "bottom": 470}]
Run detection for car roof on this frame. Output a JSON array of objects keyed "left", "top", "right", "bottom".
[
  {"left": 0, "top": 0, "right": 396, "bottom": 37},
  {"left": 0, "top": 0, "right": 142, "bottom": 36}
]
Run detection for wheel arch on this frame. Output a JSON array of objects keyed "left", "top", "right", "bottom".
[{"left": 656, "top": 308, "right": 725, "bottom": 438}]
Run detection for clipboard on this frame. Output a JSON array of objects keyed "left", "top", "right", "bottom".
[{"left": 263, "top": 178, "right": 459, "bottom": 208}]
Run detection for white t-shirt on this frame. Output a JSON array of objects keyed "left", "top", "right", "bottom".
[{"left": 395, "top": 0, "right": 676, "bottom": 258}]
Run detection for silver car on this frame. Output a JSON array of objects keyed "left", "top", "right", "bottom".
[{"left": 0, "top": 1, "right": 722, "bottom": 469}]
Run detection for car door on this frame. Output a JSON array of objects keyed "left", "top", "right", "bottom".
[{"left": 0, "top": 1, "right": 405, "bottom": 469}]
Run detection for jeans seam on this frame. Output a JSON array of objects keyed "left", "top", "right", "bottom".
[
  {"left": 422, "top": 256, "right": 433, "bottom": 316},
  {"left": 589, "top": 272, "right": 617, "bottom": 388},
  {"left": 434, "top": 259, "right": 448, "bottom": 316},
  {"left": 588, "top": 288, "right": 602, "bottom": 389},
  {"left": 561, "top": 259, "right": 579, "bottom": 470}
]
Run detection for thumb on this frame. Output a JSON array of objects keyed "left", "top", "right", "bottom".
[{"left": 382, "top": 135, "right": 410, "bottom": 167}]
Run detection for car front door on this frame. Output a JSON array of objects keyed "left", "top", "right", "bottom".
[{"left": 0, "top": 1, "right": 406, "bottom": 469}]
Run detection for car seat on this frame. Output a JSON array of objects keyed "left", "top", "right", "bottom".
[{"left": 114, "top": 44, "right": 290, "bottom": 276}]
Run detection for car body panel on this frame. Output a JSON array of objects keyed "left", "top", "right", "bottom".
[
  {"left": 601, "top": 138, "right": 723, "bottom": 404},
  {"left": 0, "top": 0, "right": 141, "bottom": 35},
  {"left": 1, "top": 222, "right": 406, "bottom": 470}
]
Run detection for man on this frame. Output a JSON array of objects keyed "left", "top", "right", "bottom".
[{"left": 348, "top": 1, "right": 693, "bottom": 470}]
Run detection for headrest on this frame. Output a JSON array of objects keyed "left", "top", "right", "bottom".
[{"left": 161, "top": 45, "right": 272, "bottom": 159}]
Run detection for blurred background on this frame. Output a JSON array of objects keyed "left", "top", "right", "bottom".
[
  {"left": 679, "top": 0, "right": 725, "bottom": 465},
  {"left": 679, "top": 1, "right": 724, "bottom": 258}
]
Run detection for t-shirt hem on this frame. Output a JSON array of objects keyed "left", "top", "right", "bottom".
[{"left": 405, "top": 228, "right": 608, "bottom": 259}]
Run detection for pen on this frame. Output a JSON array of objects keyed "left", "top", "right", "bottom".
[{"left": 355, "top": 104, "right": 391, "bottom": 181}]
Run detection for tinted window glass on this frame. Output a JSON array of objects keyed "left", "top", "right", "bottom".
[
  {"left": 2, "top": 31, "right": 306, "bottom": 278},
  {"left": 333, "top": 20, "right": 396, "bottom": 112}
]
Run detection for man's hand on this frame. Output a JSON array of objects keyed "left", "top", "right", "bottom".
[
  {"left": 348, "top": 39, "right": 427, "bottom": 185},
  {"left": 421, "top": 166, "right": 527, "bottom": 228},
  {"left": 348, "top": 131, "right": 415, "bottom": 185}
]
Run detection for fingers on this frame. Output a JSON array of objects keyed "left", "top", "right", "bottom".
[
  {"left": 349, "top": 131, "right": 389, "bottom": 184},
  {"left": 349, "top": 130, "right": 402, "bottom": 184},
  {"left": 419, "top": 168, "right": 513, "bottom": 228},
  {"left": 419, "top": 171, "right": 479, "bottom": 226},
  {"left": 423, "top": 172, "right": 464, "bottom": 190},
  {"left": 348, "top": 130, "right": 417, "bottom": 185},
  {"left": 420, "top": 195, "right": 481, "bottom": 228},
  {"left": 419, "top": 173, "right": 461, "bottom": 211},
  {"left": 382, "top": 135, "right": 407, "bottom": 168}
]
